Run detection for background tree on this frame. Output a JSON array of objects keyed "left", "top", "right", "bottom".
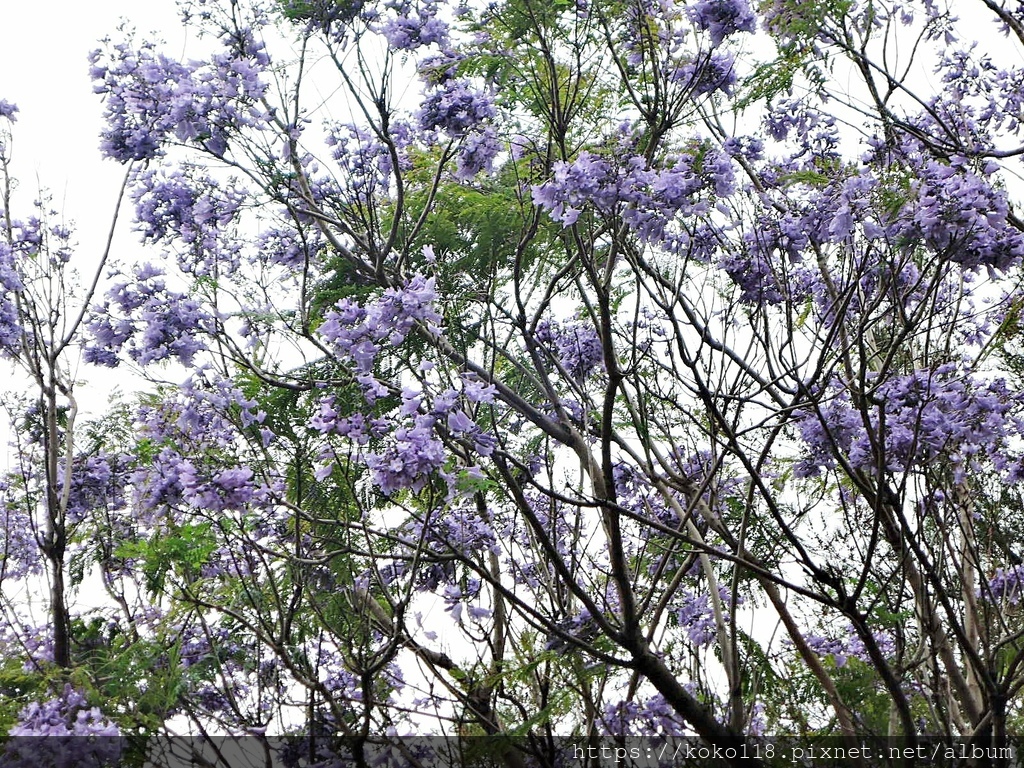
[{"left": 4, "top": 0, "right": 1024, "bottom": 765}]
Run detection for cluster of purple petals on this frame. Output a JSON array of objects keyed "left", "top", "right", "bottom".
[
  {"left": 8, "top": 684, "right": 121, "bottom": 740},
  {"left": 896, "top": 157, "right": 1024, "bottom": 271},
  {"left": 0, "top": 99, "right": 18, "bottom": 121},
  {"left": 417, "top": 79, "right": 494, "bottom": 136},
  {"left": 415, "top": 78, "right": 499, "bottom": 180},
  {"left": 440, "top": 578, "right": 484, "bottom": 622},
  {"left": 314, "top": 336, "right": 494, "bottom": 496},
  {"left": 0, "top": 484, "right": 42, "bottom": 580},
  {"left": 180, "top": 465, "right": 258, "bottom": 512},
  {"left": 795, "top": 366, "right": 1020, "bottom": 480},
  {"left": 985, "top": 565, "right": 1024, "bottom": 604},
  {"left": 531, "top": 147, "right": 734, "bottom": 240},
  {"left": 376, "top": 1, "right": 450, "bottom": 50},
  {"left": 64, "top": 452, "right": 131, "bottom": 525},
  {"left": 670, "top": 51, "right": 738, "bottom": 96},
  {"left": 318, "top": 274, "right": 442, "bottom": 375},
  {"left": 311, "top": 399, "right": 385, "bottom": 443},
  {"left": 455, "top": 126, "right": 499, "bottom": 180},
  {"left": 613, "top": 463, "right": 679, "bottom": 528},
  {"left": 131, "top": 377, "right": 268, "bottom": 515},
  {"left": 132, "top": 169, "right": 246, "bottom": 276},
  {"left": 602, "top": 694, "right": 688, "bottom": 738},
  {"left": 0, "top": 618, "right": 54, "bottom": 670},
  {"left": 535, "top": 318, "right": 604, "bottom": 381},
  {"left": 174, "top": 621, "right": 237, "bottom": 668},
  {"left": 90, "top": 29, "right": 269, "bottom": 162},
  {"left": 804, "top": 627, "right": 896, "bottom": 668},
  {"left": 686, "top": 0, "right": 756, "bottom": 46},
  {"left": 364, "top": 415, "right": 445, "bottom": 495},
  {"left": 133, "top": 449, "right": 259, "bottom": 518},
  {"left": 83, "top": 263, "right": 211, "bottom": 368},
  {"left": 0, "top": 241, "right": 23, "bottom": 355},
  {"left": 254, "top": 226, "right": 324, "bottom": 269},
  {"left": 410, "top": 501, "right": 499, "bottom": 561},
  {"left": 326, "top": 123, "right": 411, "bottom": 202},
  {"left": 677, "top": 586, "right": 737, "bottom": 647}
]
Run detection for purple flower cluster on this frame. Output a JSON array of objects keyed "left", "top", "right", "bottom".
[
  {"left": 318, "top": 274, "right": 442, "bottom": 377},
  {"left": 719, "top": 244, "right": 785, "bottom": 305},
  {"left": 896, "top": 157, "right": 1024, "bottom": 271},
  {"left": 84, "top": 263, "right": 211, "bottom": 367},
  {"left": 0, "top": 492, "right": 42, "bottom": 580},
  {"left": 364, "top": 415, "right": 445, "bottom": 495},
  {"left": 677, "top": 586, "right": 736, "bottom": 647},
  {"left": 417, "top": 79, "right": 495, "bottom": 136},
  {"left": 377, "top": 1, "right": 450, "bottom": 50},
  {"left": 254, "top": 226, "right": 325, "bottom": 269},
  {"left": 535, "top": 318, "right": 604, "bottom": 381},
  {"left": 686, "top": 0, "right": 757, "bottom": 46},
  {"left": 64, "top": 452, "right": 131, "bottom": 524},
  {"left": 180, "top": 465, "right": 257, "bottom": 512},
  {"left": 0, "top": 98, "right": 18, "bottom": 122},
  {"left": 454, "top": 126, "right": 499, "bottom": 180},
  {"left": 131, "top": 169, "right": 246, "bottom": 276},
  {"left": 408, "top": 501, "right": 498, "bottom": 562},
  {"left": 531, "top": 146, "right": 734, "bottom": 241},
  {"left": 130, "top": 376, "right": 269, "bottom": 515},
  {"left": 602, "top": 694, "right": 688, "bottom": 738},
  {"left": 795, "top": 366, "right": 1020, "bottom": 480},
  {"left": 804, "top": 627, "right": 895, "bottom": 668},
  {"left": 8, "top": 684, "right": 120, "bottom": 741},
  {"left": 412, "top": 83, "right": 501, "bottom": 178},
  {"left": 326, "top": 123, "right": 412, "bottom": 202},
  {"left": 984, "top": 565, "right": 1024, "bottom": 604},
  {"left": 90, "top": 29, "right": 269, "bottom": 162},
  {"left": 670, "top": 51, "right": 738, "bottom": 96},
  {"left": 0, "top": 241, "right": 23, "bottom": 355},
  {"left": 0, "top": 617, "right": 54, "bottom": 670}
]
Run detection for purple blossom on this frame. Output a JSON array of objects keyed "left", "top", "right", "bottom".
[
  {"left": 4, "top": 685, "right": 122, "bottom": 768},
  {"left": 181, "top": 465, "right": 257, "bottom": 512},
  {"left": 318, "top": 274, "right": 442, "bottom": 376},
  {"left": 64, "top": 452, "right": 131, "bottom": 524},
  {"left": 131, "top": 169, "right": 246, "bottom": 275},
  {"left": 536, "top": 318, "right": 605, "bottom": 381},
  {"left": 794, "top": 367, "right": 1019, "bottom": 479},
  {"left": 804, "top": 627, "right": 895, "bottom": 668},
  {"left": 380, "top": 9, "right": 450, "bottom": 51},
  {"left": 984, "top": 565, "right": 1024, "bottom": 604},
  {"left": 687, "top": 0, "right": 756, "bottom": 46},
  {"left": 892, "top": 156, "right": 1024, "bottom": 271},
  {"left": 91, "top": 29, "right": 269, "bottom": 162},
  {"left": 364, "top": 415, "right": 445, "bottom": 495},
  {"left": 326, "top": 123, "right": 410, "bottom": 202},
  {"left": 83, "top": 263, "right": 211, "bottom": 367},
  {"left": 0, "top": 99, "right": 18, "bottom": 122},
  {"left": 417, "top": 80, "right": 495, "bottom": 136},
  {"left": 677, "top": 590, "right": 716, "bottom": 646},
  {"left": 454, "top": 126, "right": 499, "bottom": 180},
  {"left": 0, "top": 492, "right": 43, "bottom": 580},
  {"left": 532, "top": 147, "right": 733, "bottom": 242},
  {"left": 671, "top": 51, "right": 738, "bottom": 97},
  {"left": 602, "top": 694, "right": 688, "bottom": 738},
  {"left": 0, "top": 242, "right": 23, "bottom": 356}
]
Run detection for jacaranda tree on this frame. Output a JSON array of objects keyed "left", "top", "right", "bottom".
[{"left": 3, "top": 0, "right": 1024, "bottom": 765}]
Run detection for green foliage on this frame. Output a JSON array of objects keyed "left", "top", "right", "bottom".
[{"left": 115, "top": 523, "right": 217, "bottom": 594}]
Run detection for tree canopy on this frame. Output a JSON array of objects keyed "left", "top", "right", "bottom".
[{"left": 2, "top": 0, "right": 1024, "bottom": 765}]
